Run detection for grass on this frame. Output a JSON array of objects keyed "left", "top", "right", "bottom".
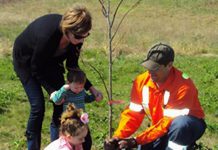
[
  {"left": 0, "top": 52, "right": 217, "bottom": 149},
  {"left": 0, "top": 0, "right": 218, "bottom": 149}
]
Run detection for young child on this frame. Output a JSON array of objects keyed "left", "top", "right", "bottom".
[
  {"left": 50, "top": 69, "right": 102, "bottom": 150},
  {"left": 44, "top": 103, "right": 89, "bottom": 150},
  {"left": 50, "top": 69, "right": 101, "bottom": 110}
]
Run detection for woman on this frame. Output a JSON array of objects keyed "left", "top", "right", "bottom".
[{"left": 12, "top": 5, "right": 103, "bottom": 150}]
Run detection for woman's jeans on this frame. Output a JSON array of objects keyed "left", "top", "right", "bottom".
[
  {"left": 141, "top": 115, "right": 207, "bottom": 150},
  {"left": 83, "top": 128, "right": 92, "bottom": 150},
  {"left": 22, "top": 76, "right": 63, "bottom": 150}
]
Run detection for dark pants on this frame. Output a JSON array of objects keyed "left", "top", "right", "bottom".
[
  {"left": 21, "top": 73, "right": 64, "bottom": 150},
  {"left": 141, "top": 115, "right": 206, "bottom": 150},
  {"left": 83, "top": 128, "right": 92, "bottom": 150}
]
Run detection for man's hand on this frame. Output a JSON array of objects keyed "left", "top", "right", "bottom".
[
  {"left": 104, "top": 138, "right": 120, "bottom": 150},
  {"left": 118, "top": 138, "right": 137, "bottom": 149}
]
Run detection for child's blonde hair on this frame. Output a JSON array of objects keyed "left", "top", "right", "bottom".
[{"left": 60, "top": 103, "right": 88, "bottom": 136}]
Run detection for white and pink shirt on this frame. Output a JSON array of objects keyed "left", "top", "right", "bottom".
[{"left": 44, "top": 136, "right": 83, "bottom": 150}]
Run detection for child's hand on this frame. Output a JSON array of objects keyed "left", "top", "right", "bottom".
[
  {"left": 50, "top": 91, "right": 57, "bottom": 100},
  {"left": 63, "top": 84, "right": 70, "bottom": 90}
]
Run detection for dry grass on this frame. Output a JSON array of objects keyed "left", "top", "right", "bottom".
[
  {"left": 0, "top": 0, "right": 21, "bottom": 4},
  {"left": 0, "top": 38, "right": 12, "bottom": 57},
  {"left": 1, "top": 0, "right": 218, "bottom": 58}
]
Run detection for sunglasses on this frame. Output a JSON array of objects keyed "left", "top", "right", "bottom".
[{"left": 73, "top": 33, "right": 90, "bottom": 40}]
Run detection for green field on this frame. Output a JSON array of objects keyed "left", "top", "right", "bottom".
[{"left": 0, "top": 0, "right": 218, "bottom": 149}]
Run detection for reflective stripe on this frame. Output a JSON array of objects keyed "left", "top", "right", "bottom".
[
  {"left": 163, "top": 90, "right": 170, "bottom": 106},
  {"left": 143, "top": 87, "right": 170, "bottom": 107},
  {"left": 137, "top": 145, "right": 141, "bottom": 150},
  {"left": 129, "top": 102, "right": 143, "bottom": 112},
  {"left": 142, "top": 86, "right": 151, "bottom": 119},
  {"left": 168, "top": 141, "right": 187, "bottom": 150},
  {"left": 164, "top": 108, "right": 189, "bottom": 118},
  {"left": 142, "top": 86, "right": 149, "bottom": 109}
]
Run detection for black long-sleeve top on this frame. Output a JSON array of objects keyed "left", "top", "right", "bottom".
[{"left": 12, "top": 14, "right": 92, "bottom": 94}]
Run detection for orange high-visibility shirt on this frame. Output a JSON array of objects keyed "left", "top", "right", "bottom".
[{"left": 113, "top": 67, "right": 205, "bottom": 145}]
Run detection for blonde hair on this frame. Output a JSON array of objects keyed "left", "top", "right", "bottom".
[
  {"left": 60, "top": 103, "right": 87, "bottom": 136},
  {"left": 60, "top": 5, "right": 92, "bottom": 36}
]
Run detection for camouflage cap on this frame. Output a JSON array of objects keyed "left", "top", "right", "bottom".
[{"left": 141, "top": 43, "right": 174, "bottom": 71}]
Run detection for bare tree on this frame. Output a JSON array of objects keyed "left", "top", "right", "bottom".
[{"left": 97, "top": 0, "right": 142, "bottom": 138}]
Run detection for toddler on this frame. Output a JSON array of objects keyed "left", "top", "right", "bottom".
[
  {"left": 50, "top": 69, "right": 101, "bottom": 110},
  {"left": 44, "top": 103, "right": 89, "bottom": 150}
]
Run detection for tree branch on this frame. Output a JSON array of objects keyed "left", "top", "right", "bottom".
[
  {"left": 81, "top": 57, "right": 110, "bottom": 100},
  {"left": 111, "top": 0, "right": 124, "bottom": 28},
  {"left": 111, "top": 0, "right": 142, "bottom": 41},
  {"left": 98, "top": 0, "right": 108, "bottom": 17}
]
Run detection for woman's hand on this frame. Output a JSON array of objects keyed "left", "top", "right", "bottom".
[{"left": 89, "top": 86, "right": 103, "bottom": 102}]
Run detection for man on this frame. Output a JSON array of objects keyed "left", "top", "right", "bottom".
[{"left": 105, "top": 43, "right": 206, "bottom": 150}]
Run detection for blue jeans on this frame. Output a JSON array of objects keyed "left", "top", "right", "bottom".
[
  {"left": 141, "top": 115, "right": 206, "bottom": 150},
  {"left": 22, "top": 77, "right": 63, "bottom": 150}
]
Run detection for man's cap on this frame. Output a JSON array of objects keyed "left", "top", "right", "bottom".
[{"left": 141, "top": 43, "right": 174, "bottom": 71}]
